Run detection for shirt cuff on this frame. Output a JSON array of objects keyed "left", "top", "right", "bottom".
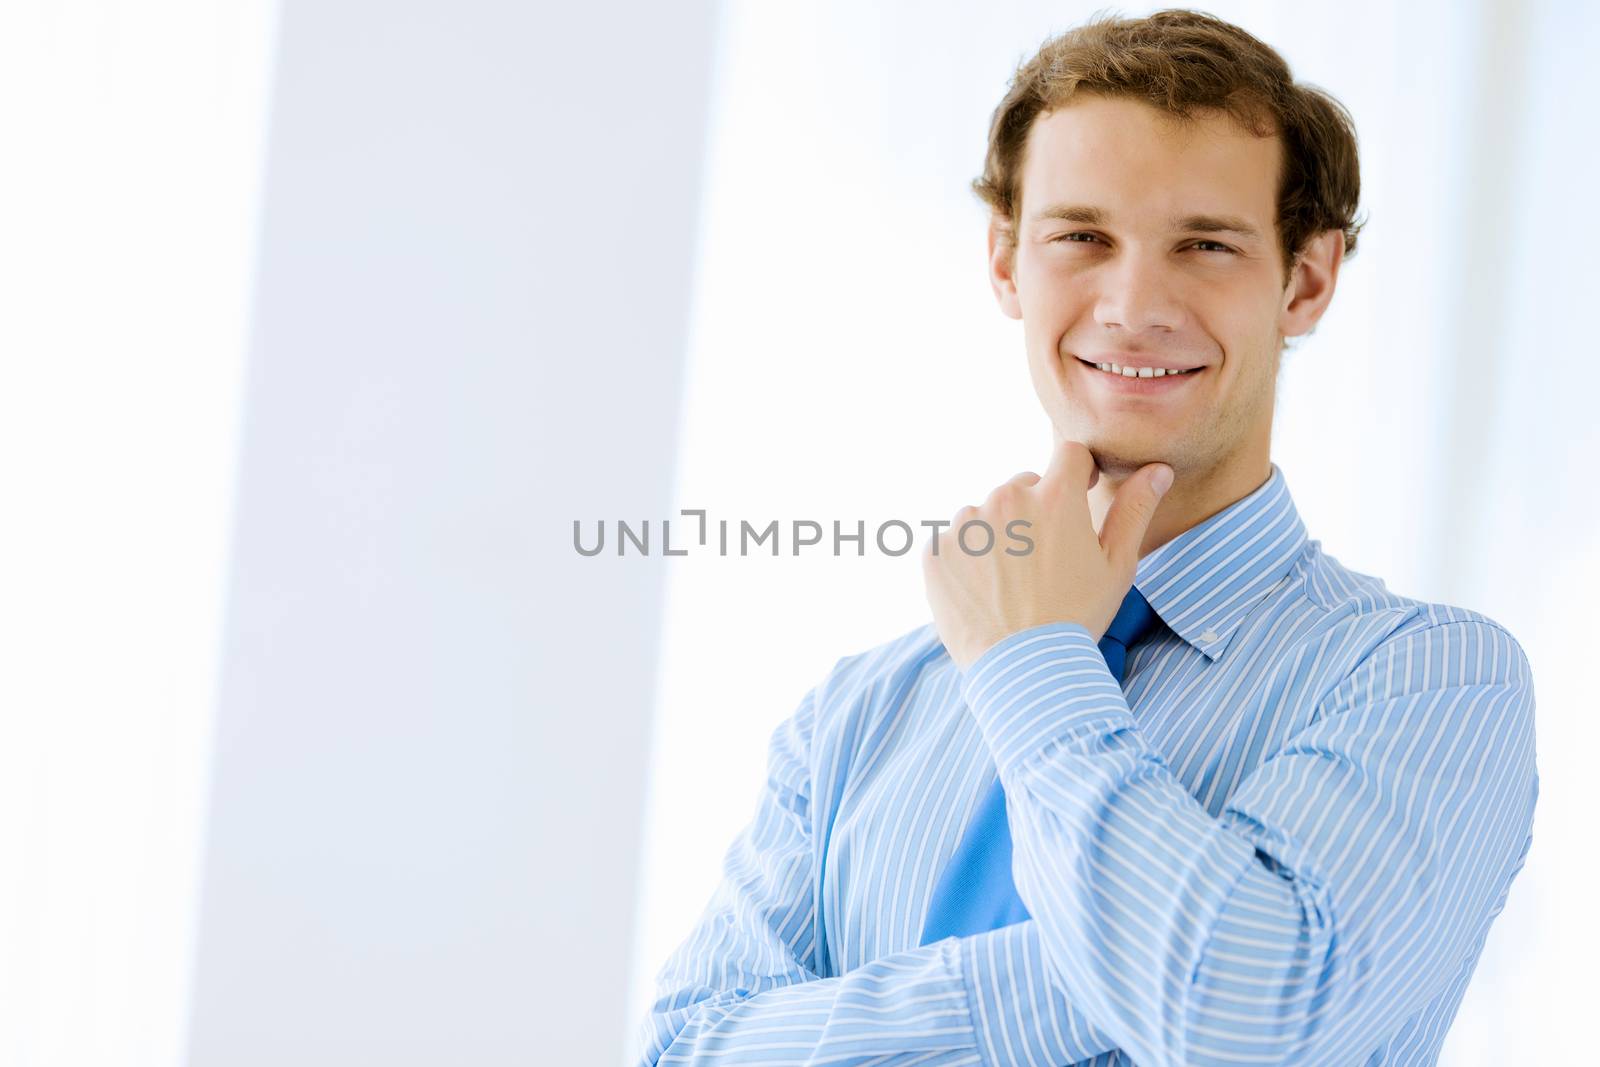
[{"left": 958, "top": 621, "right": 1131, "bottom": 774}]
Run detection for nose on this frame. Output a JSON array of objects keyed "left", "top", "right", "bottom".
[{"left": 1092, "top": 248, "right": 1186, "bottom": 334}]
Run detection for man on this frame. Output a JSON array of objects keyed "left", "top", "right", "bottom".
[{"left": 634, "top": 9, "right": 1538, "bottom": 1066}]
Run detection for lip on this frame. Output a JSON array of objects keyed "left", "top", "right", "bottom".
[{"left": 1071, "top": 355, "right": 1208, "bottom": 395}]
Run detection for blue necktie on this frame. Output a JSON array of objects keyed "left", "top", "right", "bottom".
[{"left": 918, "top": 586, "right": 1160, "bottom": 944}]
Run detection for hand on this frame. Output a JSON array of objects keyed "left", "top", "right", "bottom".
[{"left": 922, "top": 439, "right": 1173, "bottom": 671}]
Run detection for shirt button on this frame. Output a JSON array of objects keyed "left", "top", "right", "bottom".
[{"left": 1199, "top": 629, "right": 1220, "bottom": 643}]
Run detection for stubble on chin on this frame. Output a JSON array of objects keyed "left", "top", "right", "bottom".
[
  {"left": 1080, "top": 444, "right": 1154, "bottom": 483},
  {"left": 1050, "top": 379, "right": 1180, "bottom": 484},
  {"left": 1053, "top": 411, "right": 1165, "bottom": 483}
]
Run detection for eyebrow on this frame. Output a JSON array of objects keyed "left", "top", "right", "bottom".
[{"left": 1029, "top": 204, "right": 1264, "bottom": 241}]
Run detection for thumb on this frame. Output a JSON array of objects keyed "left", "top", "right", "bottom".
[{"left": 1099, "top": 462, "right": 1173, "bottom": 569}]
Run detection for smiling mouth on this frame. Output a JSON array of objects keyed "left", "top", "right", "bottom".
[
  {"left": 1071, "top": 355, "right": 1208, "bottom": 396},
  {"left": 1075, "top": 356, "right": 1205, "bottom": 379}
]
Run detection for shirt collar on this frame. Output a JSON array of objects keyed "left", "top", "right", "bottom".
[{"left": 1133, "top": 462, "right": 1308, "bottom": 662}]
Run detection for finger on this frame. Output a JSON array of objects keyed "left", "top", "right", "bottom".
[
  {"left": 1099, "top": 461, "right": 1174, "bottom": 570},
  {"left": 984, "top": 473, "right": 1034, "bottom": 511},
  {"left": 1042, "top": 438, "right": 1095, "bottom": 494}
]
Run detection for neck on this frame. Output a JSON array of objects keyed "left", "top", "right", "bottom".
[{"left": 1087, "top": 450, "right": 1273, "bottom": 561}]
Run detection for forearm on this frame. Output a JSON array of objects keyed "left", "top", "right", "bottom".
[
  {"left": 961, "top": 619, "right": 1538, "bottom": 1067},
  {"left": 636, "top": 923, "right": 1120, "bottom": 1066}
]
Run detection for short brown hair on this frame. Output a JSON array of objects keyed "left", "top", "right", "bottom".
[{"left": 975, "top": 7, "right": 1366, "bottom": 285}]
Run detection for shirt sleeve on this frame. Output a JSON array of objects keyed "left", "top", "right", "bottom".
[
  {"left": 958, "top": 616, "right": 1540, "bottom": 1067},
  {"left": 632, "top": 679, "right": 1125, "bottom": 1065}
]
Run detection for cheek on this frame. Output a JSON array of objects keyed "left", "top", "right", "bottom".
[
  {"left": 1024, "top": 336, "right": 1059, "bottom": 396},
  {"left": 1210, "top": 322, "right": 1280, "bottom": 401},
  {"left": 1205, "top": 290, "right": 1280, "bottom": 363},
  {"left": 1016, "top": 248, "right": 1084, "bottom": 319},
  {"left": 1023, "top": 336, "right": 1074, "bottom": 413}
]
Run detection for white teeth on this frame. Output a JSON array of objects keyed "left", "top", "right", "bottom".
[{"left": 1092, "top": 361, "right": 1197, "bottom": 378}]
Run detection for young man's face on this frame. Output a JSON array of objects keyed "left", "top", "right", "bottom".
[{"left": 989, "top": 93, "right": 1337, "bottom": 483}]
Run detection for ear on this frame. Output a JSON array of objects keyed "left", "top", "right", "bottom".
[
  {"left": 1279, "top": 228, "right": 1343, "bottom": 341},
  {"left": 987, "top": 212, "right": 1023, "bottom": 321}
]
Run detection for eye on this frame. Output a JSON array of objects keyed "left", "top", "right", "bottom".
[{"left": 1048, "top": 232, "right": 1236, "bottom": 254}]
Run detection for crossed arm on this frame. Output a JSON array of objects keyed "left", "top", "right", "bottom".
[
  {"left": 631, "top": 686, "right": 1121, "bottom": 1065},
  {"left": 633, "top": 617, "right": 1539, "bottom": 1066}
]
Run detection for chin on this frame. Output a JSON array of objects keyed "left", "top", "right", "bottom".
[
  {"left": 1053, "top": 408, "right": 1174, "bottom": 471},
  {"left": 1081, "top": 440, "right": 1170, "bottom": 480}
]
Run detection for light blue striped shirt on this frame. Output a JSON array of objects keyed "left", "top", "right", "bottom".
[{"left": 634, "top": 463, "right": 1540, "bottom": 1066}]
